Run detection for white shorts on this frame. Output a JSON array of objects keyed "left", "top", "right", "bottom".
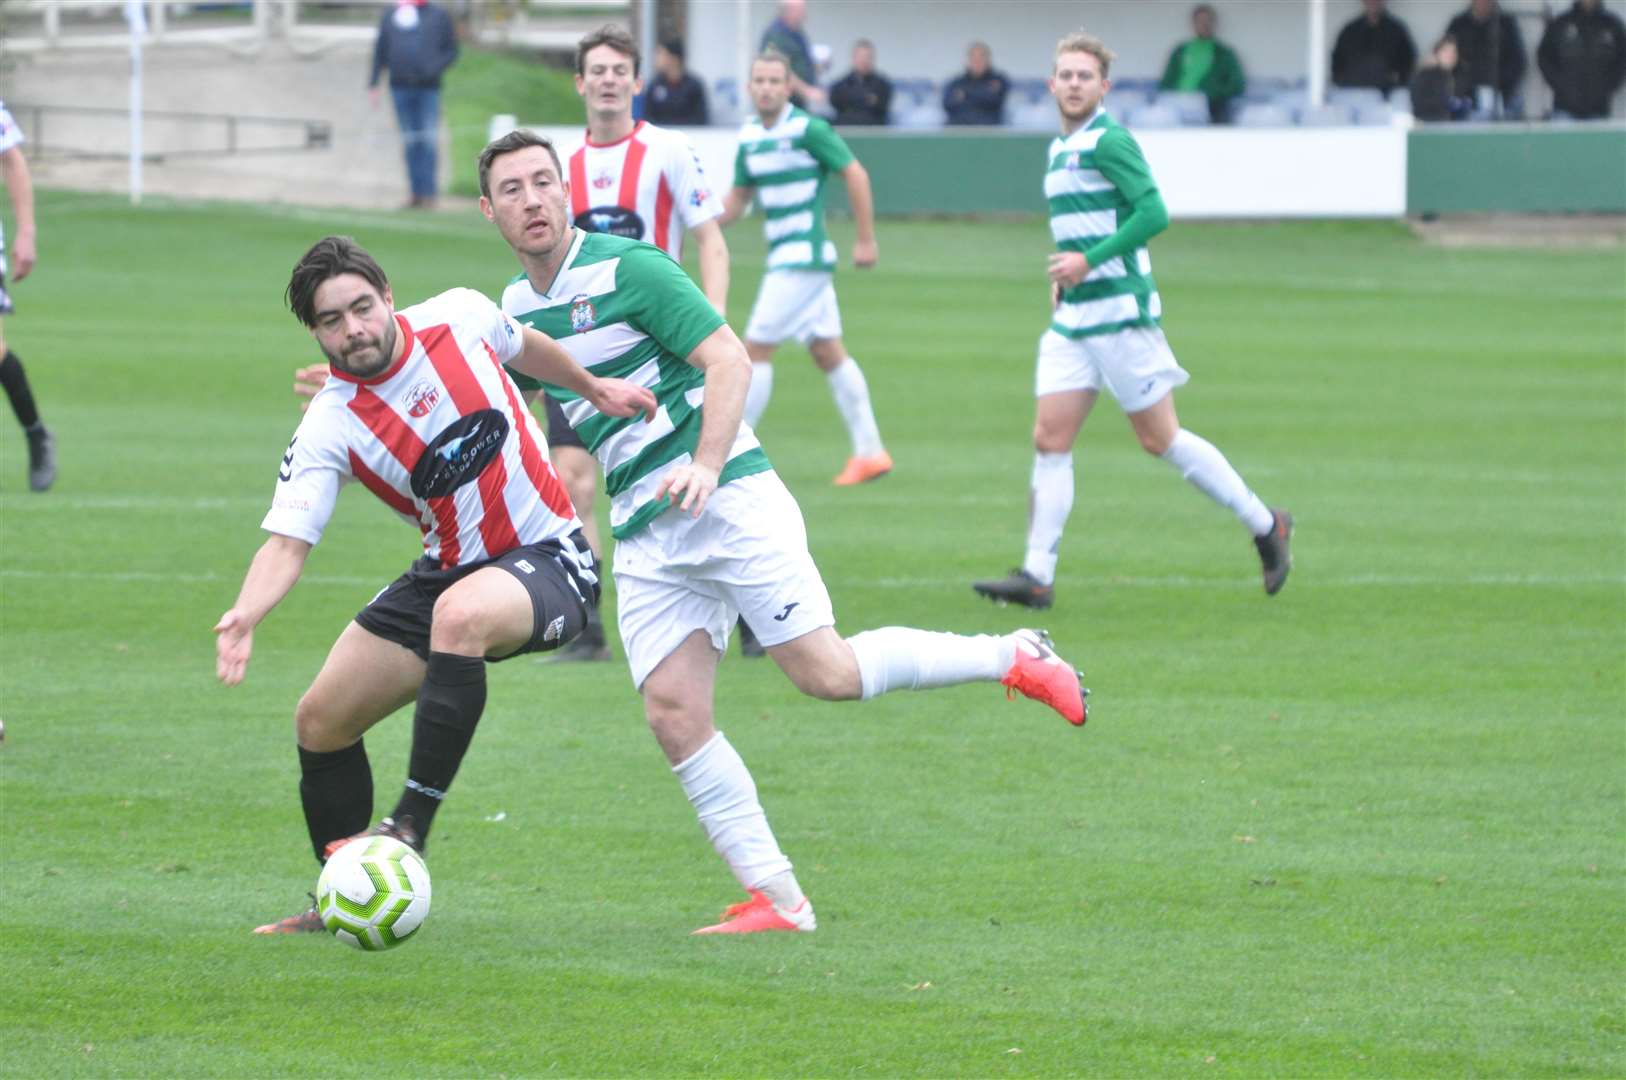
[
  {"left": 1034, "top": 325, "right": 1190, "bottom": 413},
  {"left": 744, "top": 269, "right": 843, "bottom": 346},
  {"left": 612, "top": 469, "right": 836, "bottom": 689}
]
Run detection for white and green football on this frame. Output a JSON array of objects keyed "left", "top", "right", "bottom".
[{"left": 315, "top": 835, "right": 431, "bottom": 951}]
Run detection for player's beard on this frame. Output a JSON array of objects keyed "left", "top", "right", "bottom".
[{"left": 327, "top": 318, "right": 397, "bottom": 378}]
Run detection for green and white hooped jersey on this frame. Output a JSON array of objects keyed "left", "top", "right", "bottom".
[
  {"left": 1047, "top": 110, "right": 1162, "bottom": 338},
  {"left": 501, "top": 230, "right": 769, "bottom": 540},
  {"left": 733, "top": 105, "right": 854, "bottom": 273}
]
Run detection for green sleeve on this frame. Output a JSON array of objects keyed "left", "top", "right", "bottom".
[
  {"left": 1083, "top": 128, "right": 1169, "bottom": 267},
  {"left": 1158, "top": 45, "right": 1182, "bottom": 90},
  {"left": 1208, "top": 44, "right": 1246, "bottom": 100},
  {"left": 802, "top": 117, "right": 855, "bottom": 171},
  {"left": 617, "top": 243, "right": 725, "bottom": 359},
  {"left": 732, "top": 142, "right": 751, "bottom": 188}
]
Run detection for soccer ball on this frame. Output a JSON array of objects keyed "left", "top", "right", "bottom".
[{"left": 316, "top": 835, "right": 432, "bottom": 951}]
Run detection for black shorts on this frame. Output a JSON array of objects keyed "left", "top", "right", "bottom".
[
  {"left": 354, "top": 531, "right": 600, "bottom": 663},
  {"left": 543, "top": 393, "right": 587, "bottom": 453}
]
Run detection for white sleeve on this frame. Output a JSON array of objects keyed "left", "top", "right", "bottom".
[
  {"left": 670, "top": 135, "right": 723, "bottom": 228},
  {"left": 0, "top": 104, "right": 24, "bottom": 154},
  {"left": 259, "top": 412, "right": 348, "bottom": 546},
  {"left": 456, "top": 287, "right": 525, "bottom": 363}
]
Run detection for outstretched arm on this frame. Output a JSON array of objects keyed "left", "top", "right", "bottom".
[
  {"left": 718, "top": 185, "right": 754, "bottom": 227},
  {"left": 214, "top": 533, "right": 312, "bottom": 685},
  {"left": 689, "top": 218, "right": 731, "bottom": 316},
  {"left": 0, "top": 146, "right": 37, "bottom": 282},
  {"left": 507, "top": 325, "right": 657, "bottom": 420}
]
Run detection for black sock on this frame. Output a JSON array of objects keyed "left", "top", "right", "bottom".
[
  {"left": 0, "top": 350, "right": 40, "bottom": 430},
  {"left": 298, "top": 740, "right": 373, "bottom": 863},
  {"left": 393, "top": 651, "right": 487, "bottom": 836},
  {"left": 582, "top": 602, "right": 605, "bottom": 646}
]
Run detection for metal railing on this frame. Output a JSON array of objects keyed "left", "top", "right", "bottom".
[{"left": 7, "top": 102, "right": 331, "bottom": 161}]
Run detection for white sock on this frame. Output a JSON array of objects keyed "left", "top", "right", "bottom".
[
  {"left": 847, "top": 627, "right": 1018, "bottom": 700},
  {"left": 672, "top": 731, "right": 793, "bottom": 890},
  {"left": 744, "top": 361, "right": 774, "bottom": 429},
  {"left": 1160, "top": 429, "right": 1274, "bottom": 535},
  {"left": 1022, "top": 451, "right": 1073, "bottom": 586},
  {"left": 825, "top": 357, "right": 884, "bottom": 458},
  {"left": 755, "top": 869, "right": 807, "bottom": 910}
]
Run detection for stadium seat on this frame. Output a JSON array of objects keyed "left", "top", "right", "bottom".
[
  {"left": 1011, "top": 77, "right": 1049, "bottom": 105},
  {"left": 1328, "top": 86, "right": 1385, "bottom": 108},
  {"left": 1124, "top": 103, "right": 1182, "bottom": 130},
  {"left": 894, "top": 78, "right": 936, "bottom": 109},
  {"left": 895, "top": 104, "right": 944, "bottom": 129},
  {"left": 1011, "top": 101, "right": 1057, "bottom": 131},
  {"left": 1106, "top": 88, "right": 1150, "bottom": 114},
  {"left": 1235, "top": 102, "right": 1294, "bottom": 127},
  {"left": 1354, "top": 102, "right": 1394, "bottom": 126},
  {"left": 1299, "top": 102, "right": 1355, "bottom": 127},
  {"left": 1154, "top": 90, "right": 1210, "bottom": 124}
]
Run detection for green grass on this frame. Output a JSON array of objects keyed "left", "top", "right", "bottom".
[
  {"left": 444, "top": 47, "right": 582, "bottom": 198},
  {"left": 1, "top": 193, "right": 1623, "bottom": 1077}
]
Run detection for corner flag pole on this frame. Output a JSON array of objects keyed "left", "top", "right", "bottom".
[{"left": 126, "top": 0, "right": 145, "bottom": 205}]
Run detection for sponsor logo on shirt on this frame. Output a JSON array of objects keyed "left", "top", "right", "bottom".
[
  {"left": 403, "top": 380, "right": 441, "bottom": 418},
  {"left": 410, "top": 408, "right": 510, "bottom": 499},
  {"left": 1065, "top": 152, "right": 1080, "bottom": 170},
  {"left": 575, "top": 205, "right": 645, "bottom": 240},
  {"left": 570, "top": 295, "right": 598, "bottom": 333}
]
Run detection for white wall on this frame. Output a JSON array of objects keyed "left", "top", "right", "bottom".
[
  {"left": 684, "top": 1, "right": 1481, "bottom": 87},
  {"left": 525, "top": 122, "right": 1409, "bottom": 218}
]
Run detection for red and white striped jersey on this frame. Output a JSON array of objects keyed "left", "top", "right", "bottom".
[
  {"left": 262, "top": 287, "right": 579, "bottom": 568},
  {"left": 567, "top": 120, "right": 722, "bottom": 259}
]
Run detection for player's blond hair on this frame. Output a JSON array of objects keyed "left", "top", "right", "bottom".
[{"left": 1054, "top": 32, "right": 1115, "bottom": 78}]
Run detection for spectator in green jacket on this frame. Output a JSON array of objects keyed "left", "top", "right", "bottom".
[{"left": 1159, "top": 4, "right": 1246, "bottom": 123}]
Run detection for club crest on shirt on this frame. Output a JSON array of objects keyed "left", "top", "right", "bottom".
[
  {"left": 689, "top": 188, "right": 710, "bottom": 208},
  {"left": 570, "top": 294, "right": 597, "bottom": 333},
  {"left": 403, "top": 379, "right": 441, "bottom": 418},
  {"left": 592, "top": 169, "right": 615, "bottom": 190}
]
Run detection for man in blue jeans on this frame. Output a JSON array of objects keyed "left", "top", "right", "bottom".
[{"left": 369, "top": 0, "right": 459, "bottom": 208}]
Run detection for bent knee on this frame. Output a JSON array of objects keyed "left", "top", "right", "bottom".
[
  {"left": 779, "top": 642, "right": 862, "bottom": 701},
  {"left": 295, "top": 692, "right": 347, "bottom": 750},
  {"left": 431, "top": 591, "right": 485, "bottom": 645},
  {"left": 1033, "top": 423, "right": 1075, "bottom": 454},
  {"left": 1136, "top": 428, "right": 1174, "bottom": 456}
]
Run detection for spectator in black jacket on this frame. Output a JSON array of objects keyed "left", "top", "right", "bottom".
[
  {"left": 1333, "top": 0, "right": 1418, "bottom": 96},
  {"left": 1444, "top": 0, "right": 1528, "bottom": 116},
  {"left": 646, "top": 40, "right": 709, "bottom": 125},
  {"left": 1538, "top": 0, "right": 1626, "bottom": 118},
  {"left": 369, "top": 0, "right": 458, "bottom": 208},
  {"left": 943, "top": 42, "right": 1009, "bottom": 125},
  {"left": 1411, "top": 34, "right": 1474, "bottom": 119},
  {"left": 829, "top": 40, "right": 892, "bottom": 125}
]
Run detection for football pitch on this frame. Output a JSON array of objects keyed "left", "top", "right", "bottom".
[{"left": 1, "top": 191, "right": 1622, "bottom": 1077}]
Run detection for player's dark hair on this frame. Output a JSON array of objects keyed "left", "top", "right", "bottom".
[
  {"left": 285, "top": 236, "right": 389, "bottom": 328},
  {"left": 477, "top": 129, "right": 564, "bottom": 200},
  {"left": 576, "top": 24, "right": 640, "bottom": 77},
  {"left": 659, "top": 37, "right": 685, "bottom": 62}
]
